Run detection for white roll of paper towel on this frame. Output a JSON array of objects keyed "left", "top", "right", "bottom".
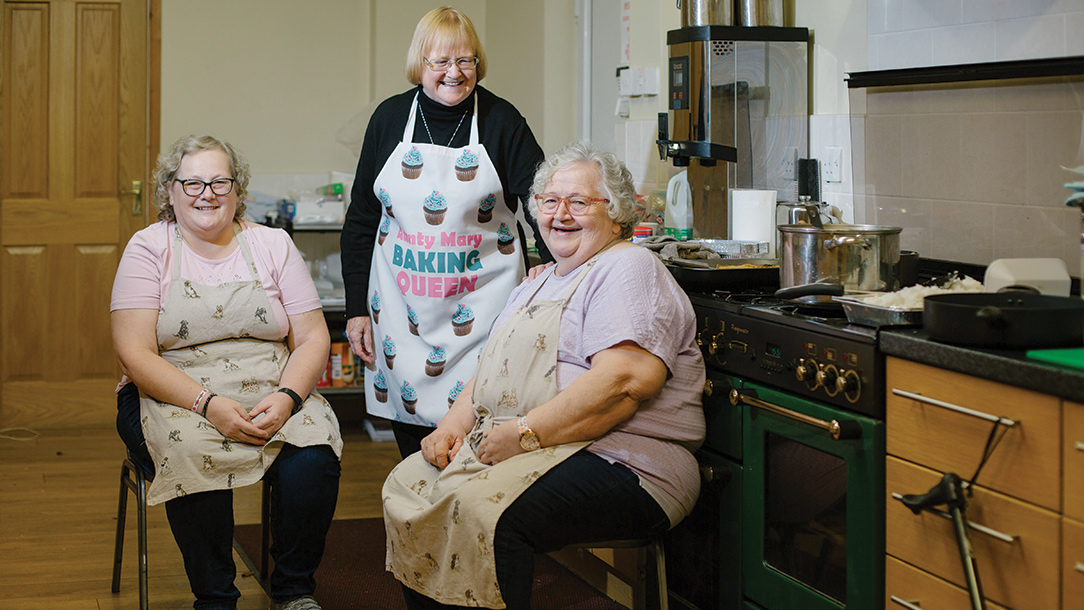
[{"left": 729, "top": 189, "right": 777, "bottom": 257}]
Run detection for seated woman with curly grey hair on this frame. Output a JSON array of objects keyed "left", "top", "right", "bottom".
[{"left": 381, "top": 140, "right": 706, "bottom": 610}]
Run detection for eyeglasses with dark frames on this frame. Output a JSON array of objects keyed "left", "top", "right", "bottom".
[
  {"left": 174, "top": 178, "right": 236, "bottom": 197},
  {"left": 423, "top": 56, "right": 479, "bottom": 72},
  {"left": 534, "top": 194, "right": 609, "bottom": 216}
]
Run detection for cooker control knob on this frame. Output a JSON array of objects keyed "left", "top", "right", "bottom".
[
  {"left": 796, "top": 358, "right": 820, "bottom": 389},
  {"left": 819, "top": 365, "right": 840, "bottom": 396},
  {"left": 837, "top": 370, "right": 862, "bottom": 401},
  {"left": 697, "top": 327, "right": 710, "bottom": 348},
  {"left": 703, "top": 379, "right": 713, "bottom": 397},
  {"left": 710, "top": 333, "right": 727, "bottom": 356}
]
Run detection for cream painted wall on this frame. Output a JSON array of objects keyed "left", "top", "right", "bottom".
[{"left": 160, "top": 1, "right": 579, "bottom": 177}]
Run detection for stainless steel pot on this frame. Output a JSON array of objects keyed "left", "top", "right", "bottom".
[
  {"left": 677, "top": 0, "right": 732, "bottom": 27},
  {"left": 778, "top": 224, "right": 903, "bottom": 291}
]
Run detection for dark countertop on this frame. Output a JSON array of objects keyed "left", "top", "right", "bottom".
[{"left": 880, "top": 328, "right": 1084, "bottom": 403}]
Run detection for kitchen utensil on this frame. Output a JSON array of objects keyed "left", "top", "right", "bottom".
[
  {"left": 778, "top": 223, "right": 903, "bottom": 292},
  {"left": 773, "top": 282, "right": 848, "bottom": 314},
  {"left": 924, "top": 293, "right": 1084, "bottom": 349},
  {"left": 899, "top": 250, "right": 919, "bottom": 287},
  {"left": 1026, "top": 347, "right": 1084, "bottom": 370},
  {"left": 983, "top": 258, "right": 1071, "bottom": 296},
  {"left": 736, "top": 0, "right": 783, "bottom": 26},
  {"left": 698, "top": 239, "right": 770, "bottom": 258},
  {"left": 833, "top": 294, "right": 923, "bottom": 328},
  {"left": 665, "top": 258, "right": 779, "bottom": 292},
  {"left": 677, "top": 0, "right": 732, "bottom": 27}
]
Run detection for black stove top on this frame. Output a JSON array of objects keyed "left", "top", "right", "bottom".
[{"left": 687, "top": 289, "right": 885, "bottom": 418}]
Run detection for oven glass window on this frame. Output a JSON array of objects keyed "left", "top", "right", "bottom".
[{"left": 763, "top": 433, "right": 848, "bottom": 603}]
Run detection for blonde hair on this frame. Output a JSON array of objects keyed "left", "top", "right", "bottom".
[
  {"left": 529, "top": 141, "right": 640, "bottom": 240},
  {"left": 152, "top": 135, "right": 250, "bottom": 222},
  {"left": 404, "top": 7, "right": 487, "bottom": 84}
]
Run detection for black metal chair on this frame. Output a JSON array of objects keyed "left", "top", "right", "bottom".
[
  {"left": 111, "top": 451, "right": 271, "bottom": 609},
  {"left": 563, "top": 536, "right": 668, "bottom": 610}
]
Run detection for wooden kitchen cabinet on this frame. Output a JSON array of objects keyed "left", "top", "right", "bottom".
[
  {"left": 886, "top": 556, "right": 1009, "bottom": 610},
  {"left": 1065, "top": 401, "right": 1084, "bottom": 521},
  {"left": 885, "top": 356, "right": 1071, "bottom": 610},
  {"left": 886, "top": 357, "right": 1061, "bottom": 511}
]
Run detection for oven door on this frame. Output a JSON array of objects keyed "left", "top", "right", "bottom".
[{"left": 737, "top": 380, "right": 884, "bottom": 610}]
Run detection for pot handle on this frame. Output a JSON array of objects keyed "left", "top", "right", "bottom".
[
  {"left": 775, "top": 283, "right": 845, "bottom": 299},
  {"left": 975, "top": 305, "right": 1008, "bottom": 328},
  {"left": 824, "top": 235, "right": 872, "bottom": 250}
]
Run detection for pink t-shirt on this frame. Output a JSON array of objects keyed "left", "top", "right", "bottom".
[
  {"left": 491, "top": 246, "right": 707, "bottom": 524},
  {"left": 111, "top": 221, "right": 321, "bottom": 337}
]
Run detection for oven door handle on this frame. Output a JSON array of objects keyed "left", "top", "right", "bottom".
[{"left": 729, "top": 389, "right": 861, "bottom": 440}]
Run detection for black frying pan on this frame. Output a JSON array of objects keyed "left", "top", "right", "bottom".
[
  {"left": 924, "top": 293, "right": 1084, "bottom": 349},
  {"left": 774, "top": 282, "right": 847, "bottom": 314},
  {"left": 664, "top": 259, "right": 780, "bottom": 292}
]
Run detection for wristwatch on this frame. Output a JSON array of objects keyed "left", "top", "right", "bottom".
[{"left": 517, "top": 416, "right": 540, "bottom": 451}]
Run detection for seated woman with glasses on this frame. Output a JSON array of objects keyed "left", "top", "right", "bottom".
[
  {"left": 340, "top": 6, "right": 552, "bottom": 459},
  {"left": 111, "top": 134, "right": 342, "bottom": 610},
  {"left": 382, "top": 141, "right": 707, "bottom": 610}
]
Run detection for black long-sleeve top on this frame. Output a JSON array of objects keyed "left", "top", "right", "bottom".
[{"left": 340, "top": 85, "right": 550, "bottom": 319}]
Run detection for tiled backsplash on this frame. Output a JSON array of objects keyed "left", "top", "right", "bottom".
[
  {"left": 852, "top": 75, "right": 1083, "bottom": 274},
  {"left": 867, "top": 0, "right": 1084, "bottom": 71}
]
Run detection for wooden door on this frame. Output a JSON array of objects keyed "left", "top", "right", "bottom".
[{"left": 1, "top": 0, "right": 155, "bottom": 428}]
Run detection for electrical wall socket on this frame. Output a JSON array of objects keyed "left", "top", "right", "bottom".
[
  {"left": 783, "top": 147, "right": 798, "bottom": 180},
  {"left": 824, "top": 146, "right": 843, "bottom": 183}
]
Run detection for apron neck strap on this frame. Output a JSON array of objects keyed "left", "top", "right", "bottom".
[
  {"left": 402, "top": 92, "right": 480, "bottom": 147},
  {"left": 170, "top": 221, "right": 258, "bottom": 282}
]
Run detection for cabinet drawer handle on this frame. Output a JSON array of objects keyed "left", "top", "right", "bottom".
[
  {"left": 1077, "top": 562, "right": 1084, "bottom": 574},
  {"left": 889, "top": 596, "right": 923, "bottom": 610},
  {"left": 892, "top": 389, "right": 1016, "bottom": 427},
  {"left": 1076, "top": 441, "right": 1084, "bottom": 452},
  {"left": 892, "top": 492, "right": 1016, "bottom": 543}
]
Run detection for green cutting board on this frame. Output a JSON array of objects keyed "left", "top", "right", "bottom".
[{"left": 1026, "top": 347, "right": 1084, "bottom": 370}]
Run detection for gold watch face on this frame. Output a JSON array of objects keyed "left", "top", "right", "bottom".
[{"left": 519, "top": 430, "right": 540, "bottom": 451}]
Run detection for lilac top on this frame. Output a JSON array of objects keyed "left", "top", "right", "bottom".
[
  {"left": 490, "top": 246, "right": 706, "bottom": 524},
  {"left": 110, "top": 221, "right": 320, "bottom": 335}
]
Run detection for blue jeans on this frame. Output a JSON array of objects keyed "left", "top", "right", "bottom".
[
  {"left": 402, "top": 450, "right": 670, "bottom": 610},
  {"left": 117, "top": 383, "right": 341, "bottom": 610}
]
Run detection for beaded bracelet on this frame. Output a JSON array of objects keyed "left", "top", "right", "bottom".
[
  {"left": 192, "top": 388, "right": 209, "bottom": 413},
  {"left": 200, "top": 392, "right": 217, "bottom": 418}
]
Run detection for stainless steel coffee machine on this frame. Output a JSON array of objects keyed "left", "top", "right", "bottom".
[{"left": 657, "top": 26, "right": 809, "bottom": 240}]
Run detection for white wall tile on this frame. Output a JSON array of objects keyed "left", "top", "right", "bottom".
[
  {"left": 902, "top": 0, "right": 961, "bottom": 30},
  {"left": 961, "top": 0, "right": 1029, "bottom": 23},
  {"left": 1029, "top": 0, "right": 1084, "bottom": 16},
  {"left": 871, "top": 30, "right": 932, "bottom": 70},
  {"left": 996, "top": 15, "right": 1067, "bottom": 61},
  {"left": 930, "top": 23, "right": 996, "bottom": 65},
  {"left": 1067, "top": 12, "right": 1084, "bottom": 55}
]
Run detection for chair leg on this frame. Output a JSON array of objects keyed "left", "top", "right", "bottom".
[
  {"left": 654, "top": 538, "right": 668, "bottom": 610},
  {"left": 260, "top": 478, "right": 271, "bottom": 583},
  {"left": 111, "top": 461, "right": 131, "bottom": 593},
  {"left": 136, "top": 464, "right": 150, "bottom": 610}
]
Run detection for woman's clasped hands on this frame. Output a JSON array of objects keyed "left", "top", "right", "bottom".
[{"left": 203, "top": 391, "right": 293, "bottom": 446}]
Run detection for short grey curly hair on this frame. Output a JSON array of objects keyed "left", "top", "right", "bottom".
[
  {"left": 152, "top": 135, "right": 250, "bottom": 222},
  {"left": 528, "top": 141, "right": 639, "bottom": 239}
]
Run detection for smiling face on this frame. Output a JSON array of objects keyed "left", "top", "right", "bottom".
[
  {"left": 538, "top": 163, "right": 622, "bottom": 275},
  {"left": 420, "top": 40, "right": 478, "bottom": 107},
  {"left": 168, "top": 148, "right": 239, "bottom": 244}
]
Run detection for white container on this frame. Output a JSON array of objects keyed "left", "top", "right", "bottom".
[
  {"left": 729, "top": 189, "right": 777, "bottom": 257},
  {"left": 984, "top": 258, "right": 1071, "bottom": 296},
  {"left": 665, "top": 170, "right": 693, "bottom": 241}
]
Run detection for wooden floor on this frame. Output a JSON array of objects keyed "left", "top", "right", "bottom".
[{"left": 0, "top": 422, "right": 402, "bottom": 610}]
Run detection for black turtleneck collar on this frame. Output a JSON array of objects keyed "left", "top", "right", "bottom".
[{"left": 417, "top": 84, "right": 476, "bottom": 120}]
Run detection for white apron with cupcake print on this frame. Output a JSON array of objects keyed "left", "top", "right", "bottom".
[{"left": 364, "top": 92, "right": 525, "bottom": 428}]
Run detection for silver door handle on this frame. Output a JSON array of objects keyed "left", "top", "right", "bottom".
[
  {"left": 889, "top": 596, "right": 923, "bottom": 610},
  {"left": 891, "top": 492, "right": 1016, "bottom": 543},
  {"left": 730, "top": 389, "right": 860, "bottom": 440},
  {"left": 891, "top": 389, "right": 1016, "bottom": 427}
]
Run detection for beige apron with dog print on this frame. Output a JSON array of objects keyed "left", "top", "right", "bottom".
[
  {"left": 140, "top": 222, "right": 342, "bottom": 506},
  {"left": 382, "top": 256, "right": 609, "bottom": 609}
]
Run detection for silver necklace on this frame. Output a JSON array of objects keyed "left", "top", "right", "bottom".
[{"left": 419, "top": 108, "right": 468, "bottom": 147}]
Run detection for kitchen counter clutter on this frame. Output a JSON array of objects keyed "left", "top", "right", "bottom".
[{"left": 880, "top": 327, "right": 1084, "bottom": 403}]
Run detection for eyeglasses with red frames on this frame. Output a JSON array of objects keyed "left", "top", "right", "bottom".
[{"left": 534, "top": 194, "right": 609, "bottom": 216}]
